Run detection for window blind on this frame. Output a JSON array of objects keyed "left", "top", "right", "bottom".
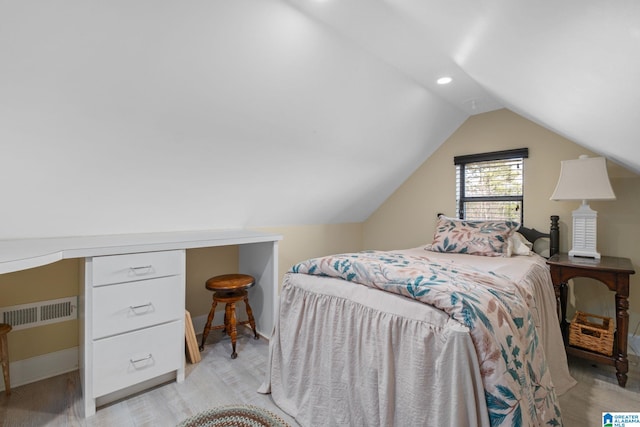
[{"left": 455, "top": 148, "right": 528, "bottom": 222}]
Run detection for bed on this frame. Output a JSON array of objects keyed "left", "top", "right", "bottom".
[{"left": 259, "top": 215, "right": 576, "bottom": 427}]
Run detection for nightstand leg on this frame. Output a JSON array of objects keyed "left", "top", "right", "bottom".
[
  {"left": 615, "top": 293, "right": 630, "bottom": 387},
  {"left": 559, "top": 281, "right": 569, "bottom": 337}
]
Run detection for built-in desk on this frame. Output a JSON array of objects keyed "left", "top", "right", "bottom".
[{"left": 0, "top": 229, "right": 282, "bottom": 416}]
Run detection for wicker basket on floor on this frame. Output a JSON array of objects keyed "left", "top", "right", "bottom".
[{"left": 569, "top": 311, "right": 614, "bottom": 356}]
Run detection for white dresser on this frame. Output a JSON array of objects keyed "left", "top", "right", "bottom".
[
  {"left": 0, "top": 228, "right": 281, "bottom": 417},
  {"left": 80, "top": 250, "right": 186, "bottom": 416}
]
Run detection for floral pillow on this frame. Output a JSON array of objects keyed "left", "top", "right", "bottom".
[{"left": 426, "top": 216, "right": 521, "bottom": 257}]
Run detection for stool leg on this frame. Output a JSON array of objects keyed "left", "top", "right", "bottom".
[
  {"left": 1, "top": 333, "right": 9, "bottom": 396},
  {"left": 222, "top": 306, "right": 229, "bottom": 335},
  {"left": 243, "top": 295, "right": 259, "bottom": 340},
  {"left": 225, "top": 303, "right": 238, "bottom": 359},
  {"left": 199, "top": 299, "right": 218, "bottom": 351}
]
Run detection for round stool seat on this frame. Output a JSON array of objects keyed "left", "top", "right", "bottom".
[{"left": 205, "top": 274, "right": 255, "bottom": 292}]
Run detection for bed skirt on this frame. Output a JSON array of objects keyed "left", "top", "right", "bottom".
[{"left": 259, "top": 274, "right": 491, "bottom": 426}]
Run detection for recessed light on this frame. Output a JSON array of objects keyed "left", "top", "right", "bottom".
[{"left": 437, "top": 76, "right": 452, "bottom": 85}]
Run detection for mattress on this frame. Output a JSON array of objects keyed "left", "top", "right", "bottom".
[{"left": 259, "top": 248, "right": 576, "bottom": 426}]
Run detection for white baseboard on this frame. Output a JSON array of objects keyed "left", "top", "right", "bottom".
[
  {"left": 1, "top": 347, "right": 79, "bottom": 393},
  {"left": 0, "top": 314, "right": 258, "bottom": 394},
  {"left": 0, "top": 329, "right": 636, "bottom": 394}
]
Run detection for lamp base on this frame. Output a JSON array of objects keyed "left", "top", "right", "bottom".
[
  {"left": 569, "top": 248, "right": 601, "bottom": 259},
  {"left": 570, "top": 202, "right": 600, "bottom": 259}
]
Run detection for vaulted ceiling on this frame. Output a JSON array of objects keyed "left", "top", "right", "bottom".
[
  {"left": 290, "top": 0, "right": 640, "bottom": 170},
  {"left": 1, "top": 1, "right": 638, "bottom": 238}
]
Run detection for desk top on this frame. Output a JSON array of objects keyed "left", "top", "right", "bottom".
[{"left": 0, "top": 229, "right": 282, "bottom": 274}]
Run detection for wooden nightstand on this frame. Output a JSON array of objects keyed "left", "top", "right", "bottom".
[{"left": 547, "top": 253, "right": 635, "bottom": 387}]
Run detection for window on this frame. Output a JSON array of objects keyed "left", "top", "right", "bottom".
[{"left": 454, "top": 148, "right": 528, "bottom": 223}]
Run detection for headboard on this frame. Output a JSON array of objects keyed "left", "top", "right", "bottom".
[{"left": 518, "top": 215, "right": 559, "bottom": 258}]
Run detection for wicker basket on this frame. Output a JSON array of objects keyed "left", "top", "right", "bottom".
[{"left": 569, "top": 311, "right": 614, "bottom": 356}]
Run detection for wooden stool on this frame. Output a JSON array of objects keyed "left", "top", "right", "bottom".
[
  {"left": 199, "top": 274, "right": 259, "bottom": 359},
  {"left": 1, "top": 323, "right": 11, "bottom": 396}
]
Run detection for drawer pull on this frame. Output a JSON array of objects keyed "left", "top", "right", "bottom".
[
  {"left": 129, "top": 265, "right": 153, "bottom": 275},
  {"left": 130, "top": 354, "right": 153, "bottom": 365},
  {"left": 129, "top": 302, "right": 153, "bottom": 313}
]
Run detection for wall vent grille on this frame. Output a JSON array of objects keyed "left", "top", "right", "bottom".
[{"left": 0, "top": 297, "right": 77, "bottom": 330}]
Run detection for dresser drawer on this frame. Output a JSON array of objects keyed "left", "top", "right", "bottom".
[
  {"left": 92, "top": 275, "right": 184, "bottom": 339},
  {"left": 92, "top": 250, "right": 183, "bottom": 286},
  {"left": 92, "top": 321, "right": 183, "bottom": 398}
]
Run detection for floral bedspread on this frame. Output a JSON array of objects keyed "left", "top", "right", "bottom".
[{"left": 291, "top": 251, "right": 562, "bottom": 427}]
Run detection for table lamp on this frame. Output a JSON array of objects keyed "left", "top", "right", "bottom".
[{"left": 550, "top": 155, "right": 615, "bottom": 259}]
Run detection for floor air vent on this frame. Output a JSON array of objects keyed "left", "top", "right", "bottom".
[{"left": 0, "top": 297, "right": 77, "bottom": 330}]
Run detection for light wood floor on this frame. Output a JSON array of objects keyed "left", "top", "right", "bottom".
[
  {"left": 560, "top": 354, "right": 640, "bottom": 426},
  {"left": 0, "top": 329, "right": 297, "bottom": 427},
  {"left": 1, "top": 329, "right": 639, "bottom": 427}
]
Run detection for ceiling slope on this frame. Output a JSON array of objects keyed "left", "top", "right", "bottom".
[
  {"left": 449, "top": 0, "right": 640, "bottom": 173},
  {"left": 294, "top": 0, "right": 640, "bottom": 173},
  {"left": 0, "top": 0, "right": 465, "bottom": 238},
  {"left": 3, "top": 0, "right": 636, "bottom": 239},
  {"left": 285, "top": 0, "right": 503, "bottom": 115}
]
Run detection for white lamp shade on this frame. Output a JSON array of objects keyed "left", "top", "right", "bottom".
[
  {"left": 550, "top": 156, "right": 616, "bottom": 201},
  {"left": 550, "top": 155, "right": 615, "bottom": 259}
]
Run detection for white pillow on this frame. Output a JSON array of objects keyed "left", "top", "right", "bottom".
[
  {"left": 533, "top": 237, "right": 550, "bottom": 258},
  {"left": 507, "top": 232, "right": 533, "bottom": 256}
]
